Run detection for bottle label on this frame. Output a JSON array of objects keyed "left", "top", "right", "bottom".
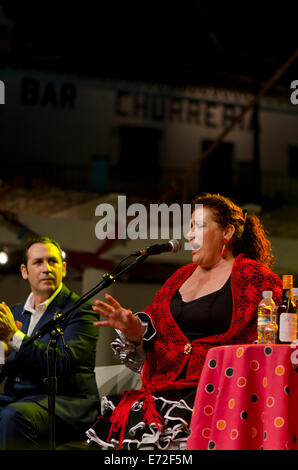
[
  {"left": 279, "top": 313, "right": 298, "bottom": 342},
  {"left": 257, "top": 307, "right": 277, "bottom": 343}
]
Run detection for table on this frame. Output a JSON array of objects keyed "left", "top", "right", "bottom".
[{"left": 187, "top": 344, "right": 298, "bottom": 450}]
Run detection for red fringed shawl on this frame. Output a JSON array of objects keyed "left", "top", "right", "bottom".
[{"left": 107, "top": 255, "right": 282, "bottom": 448}]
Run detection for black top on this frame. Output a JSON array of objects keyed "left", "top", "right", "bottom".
[{"left": 170, "top": 276, "right": 233, "bottom": 342}]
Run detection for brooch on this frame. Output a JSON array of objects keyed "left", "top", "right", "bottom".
[{"left": 184, "top": 343, "right": 192, "bottom": 354}]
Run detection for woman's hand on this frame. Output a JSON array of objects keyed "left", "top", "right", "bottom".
[{"left": 92, "top": 293, "right": 145, "bottom": 342}]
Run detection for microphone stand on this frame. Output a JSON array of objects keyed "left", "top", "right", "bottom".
[{"left": 22, "top": 252, "right": 148, "bottom": 450}]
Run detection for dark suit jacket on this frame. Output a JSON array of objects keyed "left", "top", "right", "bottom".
[{"left": 0, "top": 284, "right": 100, "bottom": 434}]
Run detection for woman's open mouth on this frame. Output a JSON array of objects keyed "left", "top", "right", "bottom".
[{"left": 191, "top": 243, "right": 201, "bottom": 254}]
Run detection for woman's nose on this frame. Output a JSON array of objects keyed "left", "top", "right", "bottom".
[{"left": 187, "top": 229, "right": 194, "bottom": 241}]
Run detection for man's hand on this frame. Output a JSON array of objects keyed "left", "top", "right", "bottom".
[{"left": 0, "top": 302, "right": 20, "bottom": 343}]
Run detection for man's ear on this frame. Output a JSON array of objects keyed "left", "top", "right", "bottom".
[
  {"left": 20, "top": 264, "right": 28, "bottom": 280},
  {"left": 62, "top": 261, "right": 67, "bottom": 279}
]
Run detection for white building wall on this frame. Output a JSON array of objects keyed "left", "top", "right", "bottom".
[
  {"left": 1, "top": 68, "right": 298, "bottom": 177},
  {"left": 260, "top": 110, "right": 298, "bottom": 173}
]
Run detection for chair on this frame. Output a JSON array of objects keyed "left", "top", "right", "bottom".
[{"left": 56, "top": 364, "right": 141, "bottom": 450}]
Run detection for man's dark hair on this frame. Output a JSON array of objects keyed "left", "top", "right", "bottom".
[{"left": 23, "top": 236, "right": 63, "bottom": 266}]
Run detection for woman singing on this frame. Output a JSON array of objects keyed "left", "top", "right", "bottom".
[{"left": 86, "top": 193, "right": 282, "bottom": 450}]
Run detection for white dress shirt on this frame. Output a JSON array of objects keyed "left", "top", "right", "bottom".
[
  {"left": 8, "top": 283, "right": 63, "bottom": 352},
  {"left": 0, "top": 341, "right": 5, "bottom": 366}
]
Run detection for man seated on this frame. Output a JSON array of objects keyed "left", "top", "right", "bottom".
[{"left": 0, "top": 237, "right": 99, "bottom": 449}]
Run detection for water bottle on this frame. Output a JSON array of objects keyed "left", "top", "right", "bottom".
[
  {"left": 293, "top": 287, "right": 298, "bottom": 312},
  {"left": 263, "top": 308, "right": 278, "bottom": 344},
  {"left": 257, "top": 291, "right": 277, "bottom": 344}
]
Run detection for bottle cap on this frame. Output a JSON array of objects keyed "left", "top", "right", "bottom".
[
  {"left": 282, "top": 275, "right": 293, "bottom": 289},
  {"left": 263, "top": 291, "right": 272, "bottom": 298}
]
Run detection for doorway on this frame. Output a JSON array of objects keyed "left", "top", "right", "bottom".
[{"left": 118, "top": 126, "right": 162, "bottom": 180}]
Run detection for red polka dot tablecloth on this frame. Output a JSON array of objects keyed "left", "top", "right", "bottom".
[{"left": 187, "top": 344, "right": 298, "bottom": 450}]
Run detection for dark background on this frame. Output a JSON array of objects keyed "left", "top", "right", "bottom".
[{"left": 1, "top": 2, "right": 297, "bottom": 92}]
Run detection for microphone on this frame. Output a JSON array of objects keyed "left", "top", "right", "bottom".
[{"left": 134, "top": 239, "right": 182, "bottom": 256}]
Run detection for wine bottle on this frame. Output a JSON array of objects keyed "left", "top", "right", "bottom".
[{"left": 278, "top": 275, "right": 297, "bottom": 344}]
